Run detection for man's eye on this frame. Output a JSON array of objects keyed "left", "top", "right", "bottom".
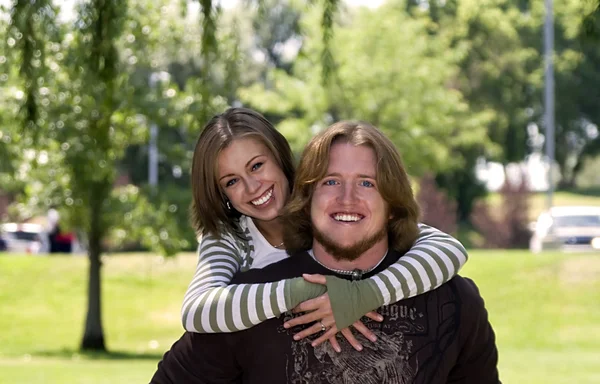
[
  {"left": 251, "top": 162, "right": 263, "bottom": 171},
  {"left": 360, "top": 180, "right": 374, "bottom": 188},
  {"left": 324, "top": 179, "right": 338, "bottom": 186},
  {"left": 225, "top": 179, "right": 238, "bottom": 187}
]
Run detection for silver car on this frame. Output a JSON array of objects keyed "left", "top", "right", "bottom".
[
  {"left": 0, "top": 222, "right": 49, "bottom": 254},
  {"left": 529, "top": 206, "right": 600, "bottom": 253}
]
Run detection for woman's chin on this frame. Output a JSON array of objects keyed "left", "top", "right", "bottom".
[{"left": 249, "top": 208, "right": 282, "bottom": 223}]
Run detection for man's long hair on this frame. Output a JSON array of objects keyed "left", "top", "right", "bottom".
[{"left": 282, "top": 121, "right": 421, "bottom": 254}]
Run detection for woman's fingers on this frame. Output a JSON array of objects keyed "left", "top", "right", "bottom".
[
  {"left": 284, "top": 310, "right": 327, "bottom": 329},
  {"left": 291, "top": 293, "right": 330, "bottom": 314},
  {"left": 302, "top": 273, "right": 327, "bottom": 285},
  {"left": 364, "top": 311, "right": 384, "bottom": 322},
  {"left": 309, "top": 326, "right": 339, "bottom": 347},
  {"left": 340, "top": 328, "right": 363, "bottom": 351},
  {"left": 352, "top": 320, "right": 377, "bottom": 343},
  {"left": 325, "top": 336, "right": 342, "bottom": 353},
  {"left": 290, "top": 321, "right": 378, "bottom": 353},
  {"left": 292, "top": 320, "right": 333, "bottom": 341}
]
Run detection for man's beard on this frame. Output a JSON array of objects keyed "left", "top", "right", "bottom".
[{"left": 312, "top": 224, "right": 388, "bottom": 262}]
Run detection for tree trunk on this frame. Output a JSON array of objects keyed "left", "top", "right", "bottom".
[
  {"left": 80, "top": 196, "right": 106, "bottom": 351},
  {"left": 557, "top": 160, "right": 577, "bottom": 190}
]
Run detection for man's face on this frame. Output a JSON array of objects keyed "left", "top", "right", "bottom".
[{"left": 310, "top": 142, "right": 389, "bottom": 261}]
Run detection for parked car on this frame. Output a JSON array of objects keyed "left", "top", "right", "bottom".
[
  {"left": 0, "top": 222, "right": 49, "bottom": 254},
  {"left": 529, "top": 206, "right": 600, "bottom": 253}
]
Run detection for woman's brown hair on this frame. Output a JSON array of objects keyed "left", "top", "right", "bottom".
[
  {"left": 282, "top": 121, "right": 420, "bottom": 254},
  {"left": 190, "top": 107, "right": 295, "bottom": 237}
]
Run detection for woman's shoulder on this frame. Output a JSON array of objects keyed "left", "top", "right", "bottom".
[{"left": 209, "top": 216, "right": 253, "bottom": 245}]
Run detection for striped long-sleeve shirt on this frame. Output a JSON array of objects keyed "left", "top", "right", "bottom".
[{"left": 181, "top": 216, "right": 468, "bottom": 333}]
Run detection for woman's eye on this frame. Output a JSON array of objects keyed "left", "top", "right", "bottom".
[
  {"left": 360, "top": 180, "right": 374, "bottom": 188},
  {"left": 251, "top": 162, "right": 263, "bottom": 171},
  {"left": 324, "top": 179, "right": 338, "bottom": 186},
  {"left": 225, "top": 179, "right": 238, "bottom": 187}
]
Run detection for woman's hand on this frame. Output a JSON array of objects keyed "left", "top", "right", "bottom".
[{"left": 283, "top": 273, "right": 383, "bottom": 352}]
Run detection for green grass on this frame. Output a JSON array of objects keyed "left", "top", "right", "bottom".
[
  {"left": 1, "top": 251, "right": 599, "bottom": 383},
  {"left": 461, "top": 251, "right": 600, "bottom": 384},
  {"left": 0, "top": 253, "right": 197, "bottom": 384}
]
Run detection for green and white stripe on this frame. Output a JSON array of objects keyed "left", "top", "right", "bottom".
[
  {"left": 181, "top": 219, "right": 469, "bottom": 333},
  {"left": 365, "top": 225, "right": 467, "bottom": 306}
]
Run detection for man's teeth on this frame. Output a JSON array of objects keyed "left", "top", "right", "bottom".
[
  {"left": 333, "top": 214, "right": 361, "bottom": 222},
  {"left": 252, "top": 188, "right": 273, "bottom": 206}
]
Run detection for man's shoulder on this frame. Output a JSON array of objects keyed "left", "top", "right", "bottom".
[
  {"left": 434, "top": 275, "right": 488, "bottom": 316},
  {"left": 449, "top": 275, "right": 485, "bottom": 301}
]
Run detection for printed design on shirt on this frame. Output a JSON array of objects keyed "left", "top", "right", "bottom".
[
  {"left": 378, "top": 304, "right": 426, "bottom": 334},
  {"left": 281, "top": 303, "right": 426, "bottom": 384},
  {"left": 278, "top": 285, "right": 463, "bottom": 384}
]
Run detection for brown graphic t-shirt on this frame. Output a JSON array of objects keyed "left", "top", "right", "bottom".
[{"left": 151, "top": 250, "right": 500, "bottom": 384}]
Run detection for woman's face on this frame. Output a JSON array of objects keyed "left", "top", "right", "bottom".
[{"left": 217, "top": 137, "right": 290, "bottom": 225}]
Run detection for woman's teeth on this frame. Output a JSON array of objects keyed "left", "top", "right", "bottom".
[
  {"left": 252, "top": 188, "right": 273, "bottom": 206},
  {"left": 333, "top": 214, "right": 362, "bottom": 222}
]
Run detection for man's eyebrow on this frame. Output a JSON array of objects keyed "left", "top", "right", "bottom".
[
  {"left": 358, "top": 174, "right": 376, "bottom": 179},
  {"left": 218, "top": 155, "right": 263, "bottom": 182}
]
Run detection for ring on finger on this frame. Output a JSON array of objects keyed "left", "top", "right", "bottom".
[{"left": 319, "top": 321, "right": 326, "bottom": 332}]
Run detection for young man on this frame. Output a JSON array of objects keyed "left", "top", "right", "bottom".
[{"left": 151, "top": 121, "right": 500, "bottom": 384}]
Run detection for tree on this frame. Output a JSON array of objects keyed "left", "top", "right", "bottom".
[
  {"left": 404, "top": 0, "right": 538, "bottom": 221},
  {"left": 8, "top": 0, "right": 129, "bottom": 350},
  {"left": 6, "top": 0, "right": 242, "bottom": 351},
  {"left": 550, "top": 0, "right": 600, "bottom": 187},
  {"left": 240, "top": 3, "right": 494, "bottom": 179},
  {"left": 195, "top": 0, "right": 340, "bottom": 81},
  {"left": 6, "top": 0, "right": 305, "bottom": 352},
  {"left": 63, "top": 0, "right": 128, "bottom": 350}
]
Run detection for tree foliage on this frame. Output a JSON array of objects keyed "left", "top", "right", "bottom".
[{"left": 240, "top": 3, "right": 495, "bottom": 176}]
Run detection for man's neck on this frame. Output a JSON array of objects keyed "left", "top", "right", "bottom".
[{"left": 311, "top": 239, "right": 389, "bottom": 272}]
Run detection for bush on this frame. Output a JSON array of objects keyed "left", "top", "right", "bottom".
[
  {"left": 471, "top": 170, "right": 531, "bottom": 248},
  {"left": 416, "top": 174, "right": 458, "bottom": 235}
]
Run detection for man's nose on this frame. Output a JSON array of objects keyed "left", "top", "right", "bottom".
[{"left": 338, "top": 182, "right": 358, "bottom": 204}]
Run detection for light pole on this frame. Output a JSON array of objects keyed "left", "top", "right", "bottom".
[{"left": 544, "top": 0, "right": 555, "bottom": 210}]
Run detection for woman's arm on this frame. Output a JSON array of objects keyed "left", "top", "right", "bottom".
[
  {"left": 324, "top": 224, "right": 468, "bottom": 330},
  {"left": 373, "top": 223, "right": 467, "bottom": 302},
  {"left": 181, "top": 231, "right": 326, "bottom": 333}
]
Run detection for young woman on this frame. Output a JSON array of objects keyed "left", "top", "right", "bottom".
[{"left": 182, "top": 108, "right": 467, "bottom": 350}]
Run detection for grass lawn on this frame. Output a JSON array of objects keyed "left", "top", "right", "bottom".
[{"left": 1, "top": 250, "right": 599, "bottom": 383}]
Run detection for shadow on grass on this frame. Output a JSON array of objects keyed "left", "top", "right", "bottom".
[{"left": 31, "top": 348, "right": 163, "bottom": 360}]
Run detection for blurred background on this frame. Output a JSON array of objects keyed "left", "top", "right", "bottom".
[{"left": 0, "top": 0, "right": 599, "bottom": 383}]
